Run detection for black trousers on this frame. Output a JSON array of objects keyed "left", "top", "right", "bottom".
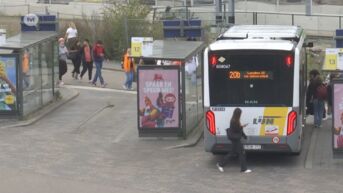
[
  {"left": 80, "top": 61, "right": 93, "bottom": 80},
  {"left": 72, "top": 56, "right": 81, "bottom": 74},
  {"left": 219, "top": 139, "right": 247, "bottom": 172},
  {"left": 59, "top": 59, "right": 67, "bottom": 81}
]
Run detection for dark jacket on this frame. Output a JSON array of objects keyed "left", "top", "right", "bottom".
[
  {"left": 306, "top": 76, "right": 323, "bottom": 102},
  {"left": 227, "top": 122, "right": 247, "bottom": 140}
]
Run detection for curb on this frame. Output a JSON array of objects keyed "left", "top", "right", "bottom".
[
  {"left": 0, "top": 88, "right": 80, "bottom": 129},
  {"left": 305, "top": 126, "right": 318, "bottom": 169},
  {"left": 165, "top": 120, "right": 204, "bottom": 149}
]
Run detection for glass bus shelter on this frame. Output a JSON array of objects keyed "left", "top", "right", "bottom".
[
  {"left": 0, "top": 31, "right": 58, "bottom": 119},
  {"left": 136, "top": 40, "right": 206, "bottom": 138}
]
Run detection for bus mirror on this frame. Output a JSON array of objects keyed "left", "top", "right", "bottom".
[{"left": 303, "top": 42, "right": 313, "bottom": 48}]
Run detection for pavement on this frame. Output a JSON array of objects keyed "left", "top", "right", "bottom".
[
  {"left": 0, "top": 60, "right": 203, "bottom": 149},
  {"left": 1, "top": 61, "right": 343, "bottom": 192}
]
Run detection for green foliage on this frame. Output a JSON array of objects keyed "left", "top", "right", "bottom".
[
  {"left": 102, "top": 0, "right": 161, "bottom": 59},
  {"left": 58, "top": 0, "right": 163, "bottom": 59}
]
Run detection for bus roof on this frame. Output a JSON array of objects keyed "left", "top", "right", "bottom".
[
  {"left": 209, "top": 39, "right": 295, "bottom": 51},
  {"left": 219, "top": 25, "right": 303, "bottom": 40}
]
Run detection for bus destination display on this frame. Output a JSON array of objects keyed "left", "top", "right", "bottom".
[{"left": 228, "top": 71, "right": 273, "bottom": 80}]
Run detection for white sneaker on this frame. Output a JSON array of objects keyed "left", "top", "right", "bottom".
[
  {"left": 122, "top": 85, "right": 127, "bottom": 89},
  {"left": 216, "top": 163, "right": 224, "bottom": 172},
  {"left": 58, "top": 81, "right": 64, "bottom": 87},
  {"left": 243, "top": 169, "right": 252, "bottom": 173},
  {"left": 101, "top": 83, "right": 107, "bottom": 88}
]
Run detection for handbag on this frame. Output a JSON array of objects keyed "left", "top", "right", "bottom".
[{"left": 226, "top": 127, "right": 241, "bottom": 141}]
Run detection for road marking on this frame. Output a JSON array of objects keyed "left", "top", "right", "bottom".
[
  {"left": 65, "top": 85, "right": 137, "bottom": 95},
  {"left": 72, "top": 104, "right": 114, "bottom": 134},
  {"left": 113, "top": 127, "right": 132, "bottom": 144}
]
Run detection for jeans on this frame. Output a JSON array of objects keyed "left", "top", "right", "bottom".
[
  {"left": 92, "top": 60, "right": 104, "bottom": 85},
  {"left": 219, "top": 139, "right": 247, "bottom": 172},
  {"left": 313, "top": 98, "right": 324, "bottom": 126},
  {"left": 124, "top": 71, "right": 134, "bottom": 89}
]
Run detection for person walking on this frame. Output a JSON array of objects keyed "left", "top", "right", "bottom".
[
  {"left": 58, "top": 38, "right": 68, "bottom": 87},
  {"left": 122, "top": 48, "right": 135, "bottom": 90},
  {"left": 64, "top": 22, "right": 78, "bottom": 50},
  {"left": 307, "top": 69, "right": 326, "bottom": 128},
  {"left": 92, "top": 40, "right": 106, "bottom": 87},
  {"left": 80, "top": 39, "right": 93, "bottom": 83},
  {"left": 70, "top": 40, "right": 82, "bottom": 79},
  {"left": 216, "top": 108, "right": 252, "bottom": 173}
]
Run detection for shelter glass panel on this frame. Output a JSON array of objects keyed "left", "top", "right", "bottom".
[
  {"left": 23, "top": 45, "right": 42, "bottom": 116},
  {"left": 41, "top": 41, "right": 54, "bottom": 105}
]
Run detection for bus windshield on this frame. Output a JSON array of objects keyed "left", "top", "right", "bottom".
[{"left": 208, "top": 50, "right": 294, "bottom": 107}]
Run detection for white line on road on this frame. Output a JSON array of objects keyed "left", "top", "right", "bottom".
[{"left": 65, "top": 85, "right": 137, "bottom": 94}]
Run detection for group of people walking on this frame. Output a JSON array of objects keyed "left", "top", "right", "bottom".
[{"left": 58, "top": 22, "right": 106, "bottom": 87}]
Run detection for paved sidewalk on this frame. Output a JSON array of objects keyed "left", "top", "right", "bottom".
[{"left": 0, "top": 87, "right": 79, "bottom": 129}]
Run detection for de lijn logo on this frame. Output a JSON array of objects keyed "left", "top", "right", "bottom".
[{"left": 23, "top": 13, "right": 39, "bottom": 27}]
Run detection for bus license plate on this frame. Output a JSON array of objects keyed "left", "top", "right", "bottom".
[{"left": 244, "top": 145, "right": 262, "bottom": 150}]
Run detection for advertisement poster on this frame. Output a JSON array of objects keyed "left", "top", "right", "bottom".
[
  {"left": 131, "top": 37, "right": 153, "bottom": 57},
  {"left": 138, "top": 67, "right": 179, "bottom": 129},
  {"left": 333, "top": 82, "right": 343, "bottom": 151},
  {"left": 0, "top": 56, "right": 17, "bottom": 111}
]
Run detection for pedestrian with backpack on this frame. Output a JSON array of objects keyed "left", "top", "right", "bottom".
[
  {"left": 91, "top": 40, "right": 106, "bottom": 87},
  {"left": 307, "top": 69, "right": 326, "bottom": 128}
]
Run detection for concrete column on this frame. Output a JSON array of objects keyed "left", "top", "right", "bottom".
[
  {"left": 228, "top": 0, "right": 235, "bottom": 24},
  {"left": 215, "top": 0, "right": 222, "bottom": 24},
  {"left": 306, "top": 0, "right": 312, "bottom": 16}
]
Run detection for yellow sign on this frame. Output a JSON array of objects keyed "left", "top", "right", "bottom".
[
  {"left": 323, "top": 48, "right": 343, "bottom": 70},
  {"left": 4, "top": 95, "right": 14, "bottom": 105},
  {"left": 131, "top": 42, "right": 142, "bottom": 57},
  {"left": 131, "top": 37, "right": 153, "bottom": 57}
]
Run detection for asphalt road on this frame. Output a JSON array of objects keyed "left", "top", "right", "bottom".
[{"left": 0, "top": 77, "right": 342, "bottom": 192}]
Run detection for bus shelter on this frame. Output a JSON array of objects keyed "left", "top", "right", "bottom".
[
  {"left": 0, "top": 31, "right": 58, "bottom": 119},
  {"left": 136, "top": 40, "right": 206, "bottom": 138},
  {"left": 323, "top": 48, "right": 343, "bottom": 156}
]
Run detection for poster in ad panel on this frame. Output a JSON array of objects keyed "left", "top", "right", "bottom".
[
  {"left": 138, "top": 68, "right": 179, "bottom": 129},
  {"left": 333, "top": 82, "right": 343, "bottom": 151},
  {"left": 0, "top": 56, "right": 17, "bottom": 111}
]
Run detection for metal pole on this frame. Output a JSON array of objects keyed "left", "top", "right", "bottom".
[
  {"left": 215, "top": 0, "right": 222, "bottom": 24},
  {"left": 292, "top": 14, "right": 294, "bottom": 25},
  {"left": 306, "top": 0, "right": 312, "bottom": 16},
  {"left": 228, "top": 0, "right": 235, "bottom": 24},
  {"left": 276, "top": 0, "right": 279, "bottom": 10},
  {"left": 124, "top": 16, "right": 129, "bottom": 49}
]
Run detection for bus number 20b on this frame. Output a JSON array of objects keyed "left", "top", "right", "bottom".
[{"left": 229, "top": 71, "right": 241, "bottom": 79}]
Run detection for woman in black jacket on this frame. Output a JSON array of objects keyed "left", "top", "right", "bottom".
[{"left": 217, "top": 108, "right": 251, "bottom": 173}]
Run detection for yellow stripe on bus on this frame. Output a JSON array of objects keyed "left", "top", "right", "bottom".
[{"left": 259, "top": 107, "right": 288, "bottom": 136}]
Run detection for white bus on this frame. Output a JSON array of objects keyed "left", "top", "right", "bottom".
[{"left": 204, "top": 25, "right": 308, "bottom": 154}]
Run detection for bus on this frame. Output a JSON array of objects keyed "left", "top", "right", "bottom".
[{"left": 204, "top": 25, "right": 308, "bottom": 154}]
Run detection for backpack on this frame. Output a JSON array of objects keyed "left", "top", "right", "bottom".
[
  {"left": 316, "top": 84, "right": 327, "bottom": 100},
  {"left": 93, "top": 45, "right": 104, "bottom": 58}
]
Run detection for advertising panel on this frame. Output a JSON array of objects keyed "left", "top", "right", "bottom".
[
  {"left": 138, "top": 66, "right": 180, "bottom": 130},
  {"left": 333, "top": 82, "right": 343, "bottom": 152},
  {"left": 0, "top": 55, "right": 17, "bottom": 111}
]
